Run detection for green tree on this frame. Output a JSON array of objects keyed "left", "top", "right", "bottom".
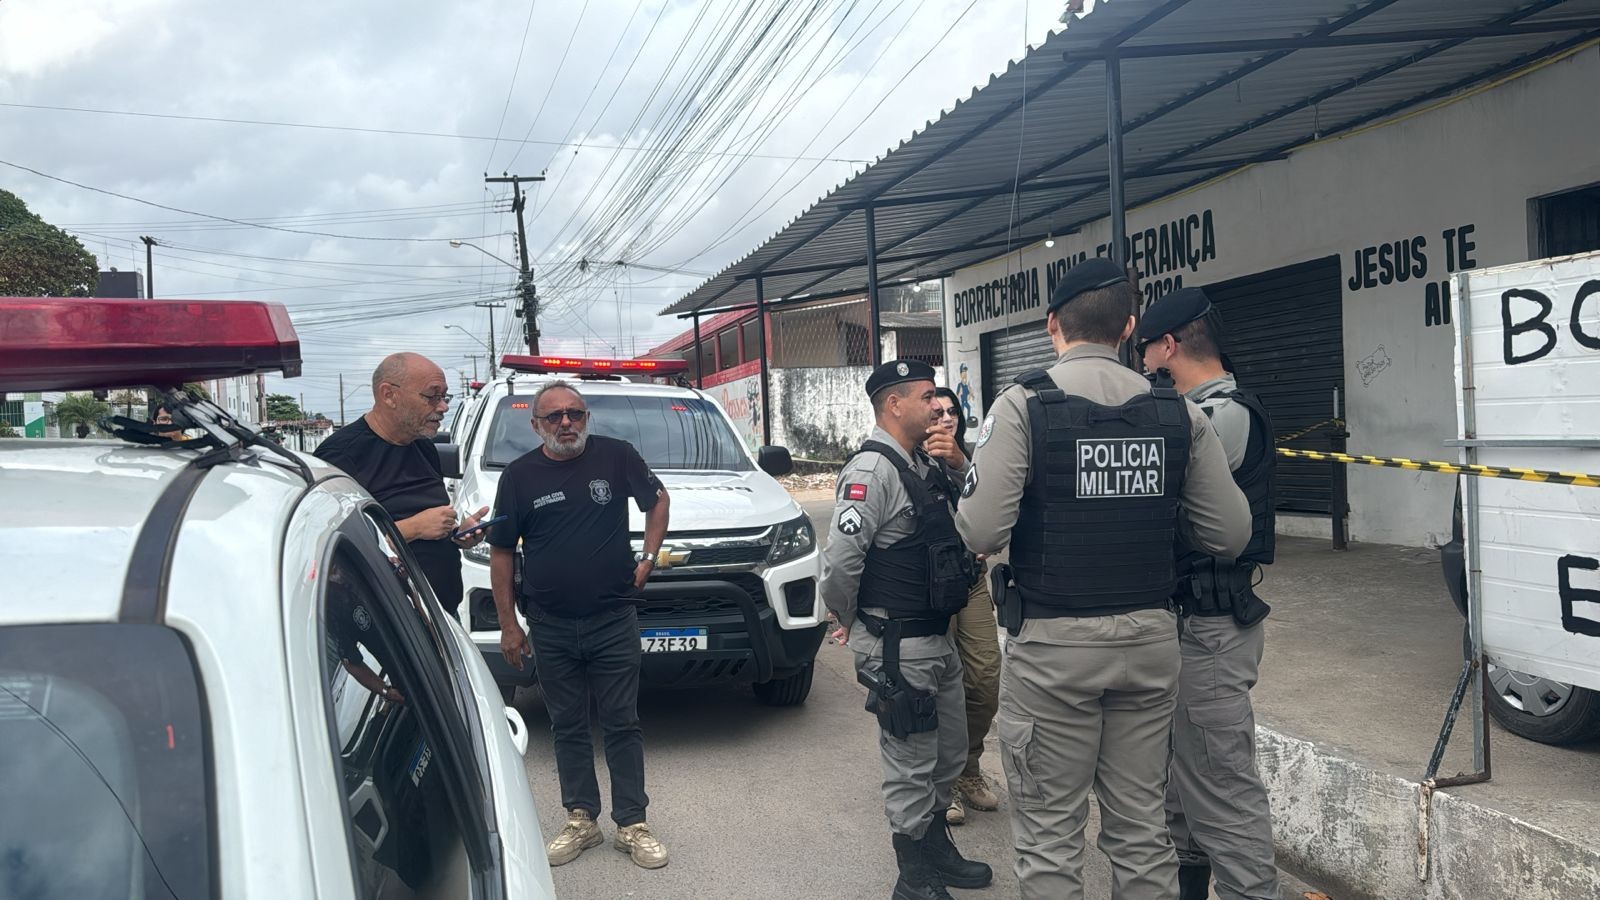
[
  {"left": 52, "top": 393, "right": 110, "bottom": 435},
  {"left": 0, "top": 189, "right": 98, "bottom": 297},
  {"left": 182, "top": 382, "right": 212, "bottom": 402},
  {"left": 0, "top": 421, "right": 17, "bottom": 438},
  {"left": 266, "top": 393, "right": 304, "bottom": 421}
]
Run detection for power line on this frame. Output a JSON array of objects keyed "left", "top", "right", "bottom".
[
  {"left": 485, "top": 0, "right": 541, "bottom": 172},
  {"left": 0, "top": 159, "right": 493, "bottom": 243},
  {"left": 0, "top": 102, "right": 870, "bottom": 164}
]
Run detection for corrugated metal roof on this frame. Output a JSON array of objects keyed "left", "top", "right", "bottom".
[{"left": 663, "top": 0, "right": 1600, "bottom": 317}]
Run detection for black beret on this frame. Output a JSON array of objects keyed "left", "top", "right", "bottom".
[
  {"left": 865, "top": 359, "right": 936, "bottom": 399},
  {"left": 1134, "top": 287, "right": 1212, "bottom": 343},
  {"left": 1046, "top": 257, "right": 1129, "bottom": 315}
]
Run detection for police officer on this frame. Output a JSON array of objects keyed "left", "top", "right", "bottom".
[
  {"left": 1136, "top": 288, "right": 1279, "bottom": 900},
  {"left": 955, "top": 258, "right": 1250, "bottom": 900},
  {"left": 819, "top": 359, "right": 992, "bottom": 900}
]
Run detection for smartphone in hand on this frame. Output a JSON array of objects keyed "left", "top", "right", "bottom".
[{"left": 452, "top": 514, "right": 509, "bottom": 541}]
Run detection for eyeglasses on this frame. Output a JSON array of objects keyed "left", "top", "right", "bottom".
[
  {"left": 536, "top": 408, "right": 588, "bottom": 426},
  {"left": 938, "top": 406, "right": 959, "bottom": 419},
  {"left": 384, "top": 382, "right": 453, "bottom": 406}
]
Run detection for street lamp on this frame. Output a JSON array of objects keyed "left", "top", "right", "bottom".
[
  {"left": 445, "top": 323, "right": 500, "bottom": 377},
  {"left": 450, "top": 238, "right": 538, "bottom": 355},
  {"left": 449, "top": 239, "right": 520, "bottom": 271}
]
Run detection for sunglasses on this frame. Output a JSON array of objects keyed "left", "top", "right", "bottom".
[
  {"left": 536, "top": 408, "right": 588, "bottom": 426},
  {"left": 1135, "top": 333, "right": 1180, "bottom": 356},
  {"left": 937, "top": 406, "right": 959, "bottom": 419}
]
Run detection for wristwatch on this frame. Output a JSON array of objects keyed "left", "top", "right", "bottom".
[{"left": 634, "top": 550, "right": 655, "bottom": 565}]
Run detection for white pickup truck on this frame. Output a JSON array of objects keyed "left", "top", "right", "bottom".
[{"left": 442, "top": 357, "right": 826, "bottom": 707}]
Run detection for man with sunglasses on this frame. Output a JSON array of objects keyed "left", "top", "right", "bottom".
[
  {"left": 317, "top": 352, "right": 489, "bottom": 618},
  {"left": 953, "top": 259, "right": 1249, "bottom": 900},
  {"left": 486, "top": 380, "right": 671, "bottom": 871},
  {"left": 1136, "top": 288, "right": 1279, "bottom": 900}
]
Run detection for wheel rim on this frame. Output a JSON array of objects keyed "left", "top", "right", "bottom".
[{"left": 1486, "top": 663, "right": 1574, "bottom": 717}]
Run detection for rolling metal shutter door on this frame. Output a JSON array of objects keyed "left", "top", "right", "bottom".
[
  {"left": 981, "top": 327, "right": 1055, "bottom": 411},
  {"left": 1203, "top": 256, "right": 1344, "bottom": 516}
]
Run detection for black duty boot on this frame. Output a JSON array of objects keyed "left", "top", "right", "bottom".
[
  {"left": 918, "top": 817, "right": 993, "bottom": 889},
  {"left": 1177, "top": 863, "right": 1212, "bottom": 900},
  {"left": 891, "top": 832, "right": 954, "bottom": 900}
]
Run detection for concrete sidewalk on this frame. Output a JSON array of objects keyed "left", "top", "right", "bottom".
[{"left": 1255, "top": 536, "right": 1600, "bottom": 899}]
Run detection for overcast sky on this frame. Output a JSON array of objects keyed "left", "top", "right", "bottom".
[{"left": 2, "top": 0, "right": 1066, "bottom": 420}]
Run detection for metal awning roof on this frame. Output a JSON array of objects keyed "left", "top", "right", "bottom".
[{"left": 663, "top": 0, "right": 1600, "bottom": 318}]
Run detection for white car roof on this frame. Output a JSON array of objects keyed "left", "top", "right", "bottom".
[{"left": 0, "top": 438, "right": 331, "bottom": 625}]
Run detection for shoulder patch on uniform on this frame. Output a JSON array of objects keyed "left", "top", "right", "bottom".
[
  {"left": 975, "top": 413, "right": 996, "bottom": 448},
  {"left": 846, "top": 483, "right": 868, "bottom": 501},
  {"left": 962, "top": 464, "right": 979, "bottom": 499},
  {"left": 837, "top": 506, "right": 864, "bottom": 535}
]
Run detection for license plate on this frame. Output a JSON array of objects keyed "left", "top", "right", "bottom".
[{"left": 640, "top": 627, "right": 707, "bottom": 652}]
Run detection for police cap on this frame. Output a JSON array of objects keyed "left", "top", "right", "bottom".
[
  {"left": 1046, "top": 257, "right": 1128, "bottom": 316},
  {"left": 865, "top": 359, "right": 936, "bottom": 399},
  {"left": 1134, "top": 287, "right": 1212, "bottom": 347}
]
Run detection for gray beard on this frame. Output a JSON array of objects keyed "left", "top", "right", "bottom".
[{"left": 543, "top": 432, "right": 589, "bottom": 459}]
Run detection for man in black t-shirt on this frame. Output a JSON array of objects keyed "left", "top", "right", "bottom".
[
  {"left": 487, "top": 379, "right": 671, "bottom": 871},
  {"left": 317, "top": 352, "right": 488, "bottom": 617}
]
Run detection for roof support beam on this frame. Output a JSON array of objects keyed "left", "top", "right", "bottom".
[
  {"left": 755, "top": 276, "right": 772, "bottom": 445},
  {"left": 1063, "top": 18, "right": 1600, "bottom": 60},
  {"left": 836, "top": 155, "right": 1286, "bottom": 211},
  {"left": 865, "top": 205, "right": 883, "bottom": 367},
  {"left": 922, "top": 0, "right": 1554, "bottom": 278},
  {"left": 735, "top": 233, "right": 1069, "bottom": 282}
]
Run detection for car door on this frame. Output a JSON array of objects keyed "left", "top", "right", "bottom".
[{"left": 284, "top": 487, "right": 507, "bottom": 899}]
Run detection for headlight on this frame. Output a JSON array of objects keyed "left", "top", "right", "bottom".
[
  {"left": 464, "top": 542, "right": 492, "bottom": 564},
  {"left": 767, "top": 514, "right": 816, "bottom": 565}
]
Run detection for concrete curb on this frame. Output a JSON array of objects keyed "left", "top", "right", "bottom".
[{"left": 1258, "top": 727, "right": 1600, "bottom": 899}]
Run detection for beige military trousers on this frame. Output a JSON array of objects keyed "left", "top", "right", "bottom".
[{"left": 998, "top": 608, "right": 1181, "bottom": 900}]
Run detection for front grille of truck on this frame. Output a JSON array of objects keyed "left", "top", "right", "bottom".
[
  {"left": 639, "top": 573, "right": 766, "bottom": 621},
  {"left": 683, "top": 545, "right": 769, "bottom": 566}
]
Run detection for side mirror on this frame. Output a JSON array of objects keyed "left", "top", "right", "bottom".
[
  {"left": 432, "top": 430, "right": 452, "bottom": 444},
  {"left": 757, "top": 445, "right": 793, "bottom": 477},
  {"left": 436, "top": 443, "right": 463, "bottom": 480}
]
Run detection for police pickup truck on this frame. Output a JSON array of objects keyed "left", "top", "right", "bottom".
[
  {"left": 0, "top": 297, "right": 556, "bottom": 900},
  {"left": 444, "top": 356, "right": 826, "bottom": 706}
]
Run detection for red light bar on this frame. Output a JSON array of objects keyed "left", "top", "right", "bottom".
[
  {"left": 0, "top": 298, "right": 302, "bottom": 392},
  {"left": 500, "top": 355, "right": 689, "bottom": 376}
]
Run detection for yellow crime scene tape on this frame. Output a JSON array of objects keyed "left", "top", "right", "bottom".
[
  {"left": 1275, "top": 418, "right": 1345, "bottom": 443},
  {"left": 1275, "top": 448, "right": 1600, "bottom": 489}
]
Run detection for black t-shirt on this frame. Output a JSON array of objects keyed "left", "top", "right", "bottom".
[
  {"left": 317, "top": 417, "right": 463, "bottom": 612},
  {"left": 487, "top": 435, "right": 663, "bottom": 618}
]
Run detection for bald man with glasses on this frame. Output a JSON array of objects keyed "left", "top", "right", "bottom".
[{"left": 316, "top": 352, "right": 489, "bottom": 618}]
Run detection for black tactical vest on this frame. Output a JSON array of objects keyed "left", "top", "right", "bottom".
[
  {"left": 852, "top": 441, "right": 972, "bottom": 621},
  {"left": 1176, "top": 387, "right": 1277, "bottom": 616},
  {"left": 1010, "top": 368, "right": 1192, "bottom": 617}
]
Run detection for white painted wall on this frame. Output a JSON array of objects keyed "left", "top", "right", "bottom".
[
  {"left": 942, "top": 46, "right": 1600, "bottom": 547},
  {"left": 771, "top": 364, "right": 945, "bottom": 462}
]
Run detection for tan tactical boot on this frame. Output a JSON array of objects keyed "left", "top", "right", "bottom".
[
  {"left": 546, "top": 809, "right": 603, "bottom": 867},
  {"left": 945, "top": 791, "right": 967, "bottom": 825},
  {"left": 614, "top": 822, "right": 669, "bottom": 869},
  {"left": 956, "top": 773, "right": 1000, "bottom": 812}
]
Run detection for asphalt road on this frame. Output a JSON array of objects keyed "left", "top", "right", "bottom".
[{"left": 509, "top": 493, "right": 1317, "bottom": 899}]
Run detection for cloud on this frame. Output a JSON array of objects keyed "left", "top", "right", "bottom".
[{"left": 2, "top": 0, "right": 1062, "bottom": 421}]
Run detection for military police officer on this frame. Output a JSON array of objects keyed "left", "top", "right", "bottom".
[
  {"left": 954, "top": 258, "right": 1250, "bottom": 900},
  {"left": 1137, "top": 288, "right": 1279, "bottom": 900},
  {"left": 819, "top": 359, "right": 992, "bottom": 900}
]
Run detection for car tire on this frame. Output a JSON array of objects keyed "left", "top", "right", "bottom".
[
  {"left": 753, "top": 661, "right": 814, "bottom": 707},
  {"left": 1462, "top": 625, "right": 1600, "bottom": 745}
]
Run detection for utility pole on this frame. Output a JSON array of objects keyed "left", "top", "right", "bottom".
[
  {"left": 462, "top": 354, "right": 483, "bottom": 382},
  {"left": 474, "top": 299, "right": 507, "bottom": 375},
  {"left": 485, "top": 174, "right": 545, "bottom": 354},
  {"left": 338, "top": 373, "right": 345, "bottom": 427},
  {"left": 140, "top": 236, "right": 157, "bottom": 297}
]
